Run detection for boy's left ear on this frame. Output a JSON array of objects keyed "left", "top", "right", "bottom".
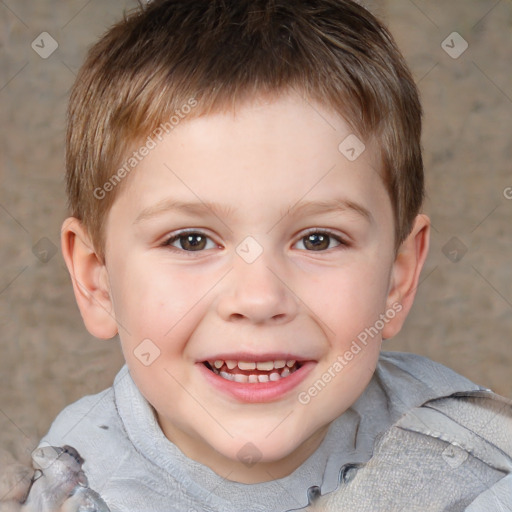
[{"left": 382, "top": 214, "right": 430, "bottom": 340}]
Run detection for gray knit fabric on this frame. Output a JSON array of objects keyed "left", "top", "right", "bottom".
[{"left": 39, "top": 352, "right": 511, "bottom": 511}]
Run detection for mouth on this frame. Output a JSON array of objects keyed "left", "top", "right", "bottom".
[
  {"left": 202, "top": 358, "right": 302, "bottom": 383},
  {"left": 198, "top": 355, "right": 315, "bottom": 403}
]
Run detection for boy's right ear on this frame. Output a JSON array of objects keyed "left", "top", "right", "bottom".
[{"left": 61, "top": 218, "right": 118, "bottom": 339}]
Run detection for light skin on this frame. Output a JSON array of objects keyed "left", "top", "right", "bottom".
[{"left": 61, "top": 92, "right": 430, "bottom": 484}]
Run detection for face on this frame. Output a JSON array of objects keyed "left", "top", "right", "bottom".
[{"left": 103, "top": 92, "right": 397, "bottom": 482}]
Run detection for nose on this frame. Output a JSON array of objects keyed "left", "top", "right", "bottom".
[{"left": 216, "top": 250, "right": 298, "bottom": 325}]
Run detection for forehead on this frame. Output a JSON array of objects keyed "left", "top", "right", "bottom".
[{"left": 108, "top": 92, "right": 391, "bottom": 231}]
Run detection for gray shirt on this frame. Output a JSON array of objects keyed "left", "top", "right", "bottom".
[{"left": 39, "top": 351, "right": 510, "bottom": 511}]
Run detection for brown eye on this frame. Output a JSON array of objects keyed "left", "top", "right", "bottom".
[
  {"left": 164, "top": 231, "right": 215, "bottom": 252},
  {"left": 296, "top": 231, "right": 344, "bottom": 251},
  {"left": 180, "top": 233, "right": 207, "bottom": 251}
]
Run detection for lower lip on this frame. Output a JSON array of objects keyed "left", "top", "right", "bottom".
[{"left": 197, "top": 361, "right": 315, "bottom": 403}]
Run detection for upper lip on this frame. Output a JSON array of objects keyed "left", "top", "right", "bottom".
[{"left": 198, "top": 352, "right": 314, "bottom": 362}]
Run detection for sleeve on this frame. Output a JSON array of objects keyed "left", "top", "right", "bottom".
[
  {"left": 465, "top": 473, "right": 512, "bottom": 511},
  {"left": 397, "top": 390, "right": 512, "bottom": 511},
  {"left": 296, "top": 389, "right": 512, "bottom": 512}
]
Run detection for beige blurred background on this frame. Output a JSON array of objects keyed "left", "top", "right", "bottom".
[{"left": 1, "top": 0, "right": 511, "bottom": 461}]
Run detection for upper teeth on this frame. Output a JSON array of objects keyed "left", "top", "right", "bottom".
[{"left": 212, "top": 359, "right": 296, "bottom": 371}]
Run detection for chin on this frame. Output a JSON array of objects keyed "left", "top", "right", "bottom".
[{"left": 227, "top": 422, "right": 319, "bottom": 464}]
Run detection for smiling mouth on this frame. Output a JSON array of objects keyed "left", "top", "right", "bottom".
[{"left": 203, "top": 359, "right": 302, "bottom": 383}]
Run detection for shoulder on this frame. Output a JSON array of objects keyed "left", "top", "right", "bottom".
[
  {"left": 44, "top": 386, "right": 116, "bottom": 435},
  {"left": 304, "top": 354, "right": 512, "bottom": 511},
  {"left": 398, "top": 389, "right": 512, "bottom": 464},
  {"left": 357, "top": 351, "right": 484, "bottom": 421},
  {"left": 39, "top": 369, "right": 135, "bottom": 493},
  {"left": 38, "top": 368, "right": 207, "bottom": 512},
  {"left": 41, "top": 367, "right": 127, "bottom": 443},
  {"left": 385, "top": 390, "right": 512, "bottom": 510},
  {"left": 376, "top": 350, "right": 481, "bottom": 393},
  {"left": 379, "top": 355, "right": 512, "bottom": 509},
  {"left": 308, "top": 389, "right": 512, "bottom": 512}
]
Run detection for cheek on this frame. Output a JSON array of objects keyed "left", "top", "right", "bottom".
[
  {"left": 110, "top": 270, "right": 162, "bottom": 335},
  {"left": 300, "top": 260, "right": 391, "bottom": 342},
  {"left": 109, "top": 258, "right": 214, "bottom": 351},
  {"left": 111, "top": 263, "right": 207, "bottom": 396}
]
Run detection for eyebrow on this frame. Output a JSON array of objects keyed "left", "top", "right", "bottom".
[
  {"left": 134, "top": 199, "right": 236, "bottom": 224},
  {"left": 282, "top": 198, "right": 373, "bottom": 224},
  {"left": 133, "top": 197, "right": 372, "bottom": 225}
]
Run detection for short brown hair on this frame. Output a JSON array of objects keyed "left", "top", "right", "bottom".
[{"left": 66, "top": 0, "right": 423, "bottom": 260}]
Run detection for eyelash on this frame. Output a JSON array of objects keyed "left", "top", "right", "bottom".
[{"left": 161, "top": 228, "right": 349, "bottom": 254}]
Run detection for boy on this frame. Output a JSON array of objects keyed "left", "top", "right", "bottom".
[{"left": 3, "top": 0, "right": 511, "bottom": 510}]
